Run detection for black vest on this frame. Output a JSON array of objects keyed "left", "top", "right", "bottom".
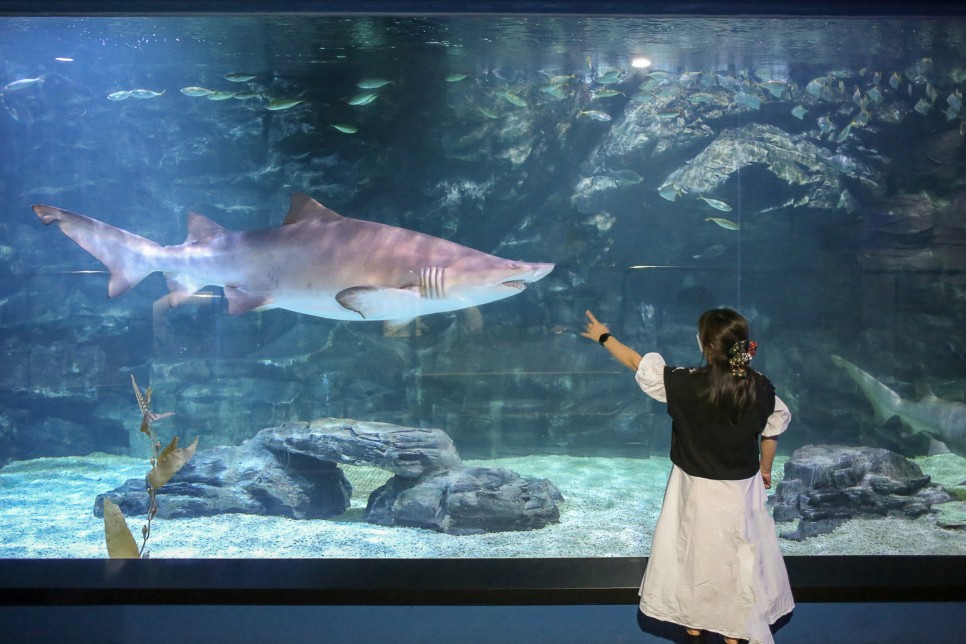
[{"left": 664, "top": 365, "right": 776, "bottom": 480}]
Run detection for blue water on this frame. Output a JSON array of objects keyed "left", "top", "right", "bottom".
[{"left": 1, "top": 13, "right": 965, "bottom": 558}]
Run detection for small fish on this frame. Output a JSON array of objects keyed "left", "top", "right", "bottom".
[
  {"left": 889, "top": 72, "right": 900, "bottom": 90},
  {"left": 926, "top": 82, "right": 938, "bottom": 102},
  {"left": 914, "top": 97, "right": 931, "bottom": 116},
  {"left": 866, "top": 86, "right": 882, "bottom": 104},
  {"left": 592, "top": 88, "right": 623, "bottom": 99},
  {"left": 266, "top": 98, "right": 303, "bottom": 110},
  {"left": 543, "top": 87, "right": 568, "bottom": 101},
  {"left": 225, "top": 73, "right": 257, "bottom": 82},
  {"left": 231, "top": 91, "right": 260, "bottom": 100},
  {"left": 180, "top": 86, "right": 213, "bottom": 97},
  {"left": 706, "top": 216, "right": 739, "bottom": 230},
  {"left": 805, "top": 77, "right": 826, "bottom": 96},
  {"left": 477, "top": 106, "right": 500, "bottom": 119},
  {"left": 735, "top": 91, "right": 761, "bottom": 110},
  {"left": 206, "top": 90, "right": 236, "bottom": 101},
  {"left": 578, "top": 109, "right": 611, "bottom": 122},
  {"left": 946, "top": 105, "right": 959, "bottom": 121},
  {"left": 129, "top": 89, "right": 165, "bottom": 99},
  {"left": 107, "top": 90, "right": 132, "bottom": 101},
  {"left": 331, "top": 123, "right": 358, "bottom": 134},
  {"left": 656, "top": 110, "right": 680, "bottom": 120},
  {"left": 539, "top": 82, "right": 566, "bottom": 93},
  {"left": 853, "top": 109, "right": 871, "bottom": 127},
  {"left": 693, "top": 244, "right": 727, "bottom": 260},
  {"left": 596, "top": 70, "right": 623, "bottom": 85},
  {"left": 347, "top": 92, "right": 379, "bottom": 106},
  {"left": 658, "top": 184, "right": 680, "bottom": 202},
  {"left": 545, "top": 74, "right": 573, "bottom": 84},
  {"left": 852, "top": 87, "right": 863, "bottom": 106},
  {"left": 445, "top": 73, "right": 468, "bottom": 82},
  {"left": 688, "top": 92, "right": 715, "bottom": 103},
  {"left": 818, "top": 115, "right": 834, "bottom": 134},
  {"left": 947, "top": 91, "right": 962, "bottom": 111},
  {"left": 759, "top": 80, "right": 786, "bottom": 98},
  {"left": 2, "top": 76, "right": 43, "bottom": 91},
  {"left": 699, "top": 195, "right": 732, "bottom": 212},
  {"left": 791, "top": 105, "right": 808, "bottom": 119},
  {"left": 356, "top": 78, "right": 393, "bottom": 89},
  {"left": 496, "top": 90, "right": 527, "bottom": 107},
  {"left": 836, "top": 123, "right": 852, "bottom": 143}
]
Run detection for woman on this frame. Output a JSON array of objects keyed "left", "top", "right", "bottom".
[{"left": 583, "top": 308, "right": 794, "bottom": 644}]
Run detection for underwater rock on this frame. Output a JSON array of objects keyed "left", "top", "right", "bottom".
[
  {"left": 258, "top": 418, "right": 462, "bottom": 479},
  {"left": 94, "top": 417, "right": 562, "bottom": 534},
  {"left": 365, "top": 466, "right": 564, "bottom": 535},
  {"left": 772, "top": 444, "right": 951, "bottom": 541},
  {"left": 94, "top": 439, "right": 352, "bottom": 520},
  {"left": 659, "top": 124, "right": 882, "bottom": 212}
]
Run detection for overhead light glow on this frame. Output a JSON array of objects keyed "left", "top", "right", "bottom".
[
  {"left": 55, "top": 57, "right": 74, "bottom": 62},
  {"left": 631, "top": 57, "right": 651, "bottom": 69}
]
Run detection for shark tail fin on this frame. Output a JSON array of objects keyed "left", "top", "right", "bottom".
[
  {"left": 831, "top": 354, "right": 906, "bottom": 426},
  {"left": 34, "top": 204, "right": 162, "bottom": 297}
]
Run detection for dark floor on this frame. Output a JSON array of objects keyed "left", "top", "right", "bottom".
[{"left": 2, "top": 602, "right": 964, "bottom": 643}]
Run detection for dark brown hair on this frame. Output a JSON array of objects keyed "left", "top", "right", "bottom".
[{"left": 697, "top": 308, "right": 759, "bottom": 423}]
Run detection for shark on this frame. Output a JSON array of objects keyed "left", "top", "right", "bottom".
[
  {"left": 831, "top": 354, "right": 966, "bottom": 458},
  {"left": 33, "top": 193, "right": 554, "bottom": 323}
]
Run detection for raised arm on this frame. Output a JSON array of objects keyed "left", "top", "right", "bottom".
[{"left": 582, "top": 310, "right": 643, "bottom": 371}]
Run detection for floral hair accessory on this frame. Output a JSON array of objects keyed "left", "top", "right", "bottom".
[{"left": 728, "top": 340, "right": 758, "bottom": 378}]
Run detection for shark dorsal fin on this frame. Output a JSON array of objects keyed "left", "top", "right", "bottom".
[
  {"left": 284, "top": 193, "right": 343, "bottom": 225},
  {"left": 185, "top": 212, "right": 228, "bottom": 244}
]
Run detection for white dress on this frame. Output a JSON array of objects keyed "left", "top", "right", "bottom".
[{"left": 635, "top": 353, "right": 795, "bottom": 644}]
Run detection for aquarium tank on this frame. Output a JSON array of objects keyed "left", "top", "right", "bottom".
[{"left": 1, "top": 2, "right": 966, "bottom": 578}]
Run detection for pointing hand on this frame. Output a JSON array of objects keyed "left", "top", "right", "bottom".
[{"left": 581, "top": 310, "right": 610, "bottom": 343}]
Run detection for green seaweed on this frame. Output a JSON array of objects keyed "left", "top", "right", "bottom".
[{"left": 102, "top": 375, "right": 197, "bottom": 559}]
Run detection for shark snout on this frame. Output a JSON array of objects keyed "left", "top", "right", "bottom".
[{"left": 501, "top": 262, "right": 554, "bottom": 289}]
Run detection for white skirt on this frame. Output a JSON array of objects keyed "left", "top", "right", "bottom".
[{"left": 639, "top": 465, "right": 795, "bottom": 644}]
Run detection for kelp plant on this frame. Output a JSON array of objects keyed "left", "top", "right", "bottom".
[{"left": 102, "top": 375, "right": 198, "bottom": 558}]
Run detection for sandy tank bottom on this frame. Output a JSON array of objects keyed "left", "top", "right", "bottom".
[{"left": 0, "top": 452, "right": 964, "bottom": 559}]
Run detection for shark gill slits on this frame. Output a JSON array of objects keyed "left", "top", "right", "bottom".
[{"left": 419, "top": 266, "right": 444, "bottom": 299}]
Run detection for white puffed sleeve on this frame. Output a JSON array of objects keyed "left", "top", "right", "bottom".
[
  {"left": 634, "top": 352, "right": 667, "bottom": 403},
  {"left": 763, "top": 395, "right": 792, "bottom": 438}
]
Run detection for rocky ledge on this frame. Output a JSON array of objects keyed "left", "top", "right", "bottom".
[
  {"left": 772, "top": 444, "right": 952, "bottom": 540},
  {"left": 94, "top": 418, "right": 563, "bottom": 535}
]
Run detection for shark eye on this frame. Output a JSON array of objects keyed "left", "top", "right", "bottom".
[{"left": 509, "top": 262, "right": 521, "bottom": 269}]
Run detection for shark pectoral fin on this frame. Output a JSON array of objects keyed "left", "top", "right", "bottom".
[
  {"left": 223, "top": 286, "right": 273, "bottom": 314},
  {"left": 164, "top": 273, "right": 208, "bottom": 307},
  {"left": 336, "top": 286, "right": 422, "bottom": 320}
]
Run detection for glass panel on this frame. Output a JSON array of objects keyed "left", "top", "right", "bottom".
[{"left": 1, "top": 13, "right": 965, "bottom": 560}]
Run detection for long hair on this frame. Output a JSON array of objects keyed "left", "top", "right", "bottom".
[{"left": 696, "top": 308, "right": 759, "bottom": 424}]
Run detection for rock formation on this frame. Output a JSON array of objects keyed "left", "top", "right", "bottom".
[
  {"left": 772, "top": 444, "right": 952, "bottom": 540},
  {"left": 95, "top": 418, "right": 563, "bottom": 535}
]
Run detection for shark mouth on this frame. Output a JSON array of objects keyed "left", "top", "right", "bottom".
[{"left": 502, "top": 279, "right": 529, "bottom": 290}]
